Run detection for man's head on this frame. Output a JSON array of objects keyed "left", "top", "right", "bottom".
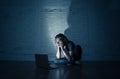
[{"left": 55, "top": 33, "right": 68, "bottom": 47}]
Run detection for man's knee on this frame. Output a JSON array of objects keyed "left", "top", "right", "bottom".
[
  {"left": 75, "top": 45, "right": 82, "bottom": 60},
  {"left": 55, "top": 58, "right": 68, "bottom": 64}
]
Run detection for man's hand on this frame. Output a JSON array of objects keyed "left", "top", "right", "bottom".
[
  {"left": 55, "top": 41, "right": 64, "bottom": 48},
  {"left": 56, "top": 46, "right": 62, "bottom": 59}
]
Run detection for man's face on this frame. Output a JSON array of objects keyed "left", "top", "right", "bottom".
[{"left": 55, "top": 38, "right": 64, "bottom": 47}]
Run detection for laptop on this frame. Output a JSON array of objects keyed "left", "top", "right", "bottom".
[{"left": 35, "top": 54, "right": 58, "bottom": 70}]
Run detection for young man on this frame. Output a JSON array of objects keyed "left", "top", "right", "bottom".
[{"left": 55, "top": 33, "right": 81, "bottom": 65}]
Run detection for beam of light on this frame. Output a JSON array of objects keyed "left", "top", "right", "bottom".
[
  {"left": 44, "top": 9, "right": 69, "bottom": 46},
  {"left": 43, "top": 0, "right": 71, "bottom": 49}
]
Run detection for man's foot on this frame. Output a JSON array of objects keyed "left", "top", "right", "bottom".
[
  {"left": 66, "top": 61, "right": 75, "bottom": 66},
  {"left": 66, "top": 63, "right": 73, "bottom": 66},
  {"left": 75, "top": 61, "right": 81, "bottom": 65}
]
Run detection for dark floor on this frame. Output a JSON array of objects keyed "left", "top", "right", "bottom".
[{"left": 0, "top": 61, "right": 120, "bottom": 79}]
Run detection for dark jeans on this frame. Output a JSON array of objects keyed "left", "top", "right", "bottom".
[
  {"left": 55, "top": 58, "right": 76, "bottom": 65},
  {"left": 55, "top": 58, "right": 69, "bottom": 65}
]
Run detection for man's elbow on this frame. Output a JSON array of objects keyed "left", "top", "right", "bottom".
[{"left": 56, "top": 54, "right": 60, "bottom": 59}]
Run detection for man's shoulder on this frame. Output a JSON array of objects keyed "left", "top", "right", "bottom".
[
  {"left": 68, "top": 40, "right": 74, "bottom": 44},
  {"left": 68, "top": 40, "right": 75, "bottom": 46}
]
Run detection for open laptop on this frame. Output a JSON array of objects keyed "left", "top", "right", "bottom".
[{"left": 35, "top": 54, "right": 58, "bottom": 70}]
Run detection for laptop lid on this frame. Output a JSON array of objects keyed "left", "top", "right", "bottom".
[{"left": 35, "top": 54, "right": 49, "bottom": 68}]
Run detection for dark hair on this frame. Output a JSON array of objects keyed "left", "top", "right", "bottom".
[
  {"left": 55, "top": 33, "right": 68, "bottom": 41},
  {"left": 55, "top": 33, "right": 65, "bottom": 39}
]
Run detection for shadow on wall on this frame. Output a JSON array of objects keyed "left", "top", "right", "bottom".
[
  {"left": 65, "top": 0, "right": 89, "bottom": 60},
  {"left": 65, "top": 0, "right": 120, "bottom": 61}
]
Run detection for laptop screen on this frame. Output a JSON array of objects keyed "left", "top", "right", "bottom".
[{"left": 35, "top": 54, "right": 49, "bottom": 68}]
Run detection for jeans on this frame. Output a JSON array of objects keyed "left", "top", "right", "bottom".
[{"left": 54, "top": 58, "right": 68, "bottom": 64}]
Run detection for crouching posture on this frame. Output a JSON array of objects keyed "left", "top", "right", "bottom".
[{"left": 55, "top": 33, "right": 81, "bottom": 65}]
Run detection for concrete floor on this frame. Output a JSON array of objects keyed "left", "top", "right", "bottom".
[{"left": 0, "top": 61, "right": 120, "bottom": 79}]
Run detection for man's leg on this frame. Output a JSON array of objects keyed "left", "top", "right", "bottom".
[{"left": 55, "top": 58, "right": 68, "bottom": 65}]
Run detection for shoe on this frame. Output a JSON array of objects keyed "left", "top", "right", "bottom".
[
  {"left": 66, "top": 63, "right": 73, "bottom": 66},
  {"left": 75, "top": 61, "right": 81, "bottom": 65}
]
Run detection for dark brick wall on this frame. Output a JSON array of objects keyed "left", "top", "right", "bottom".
[{"left": 0, "top": 0, "right": 120, "bottom": 61}]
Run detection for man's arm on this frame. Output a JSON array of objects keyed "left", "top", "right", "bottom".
[
  {"left": 56, "top": 47, "right": 61, "bottom": 59},
  {"left": 61, "top": 43, "right": 74, "bottom": 61},
  {"left": 60, "top": 45, "right": 71, "bottom": 61}
]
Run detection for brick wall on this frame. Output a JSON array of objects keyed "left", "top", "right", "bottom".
[{"left": 0, "top": 0, "right": 120, "bottom": 61}]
